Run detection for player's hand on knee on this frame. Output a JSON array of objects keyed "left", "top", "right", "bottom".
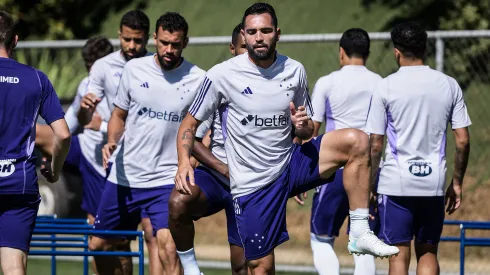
[
  {"left": 174, "top": 163, "right": 195, "bottom": 195},
  {"left": 445, "top": 180, "right": 462, "bottom": 215},
  {"left": 84, "top": 111, "right": 102, "bottom": 131},
  {"left": 102, "top": 142, "right": 117, "bottom": 169},
  {"left": 290, "top": 102, "right": 308, "bottom": 129},
  {"left": 80, "top": 93, "right": 101, "bottom": 111},
  {"left": 293, "top": 192, "right": 308, "bottom": 205}
]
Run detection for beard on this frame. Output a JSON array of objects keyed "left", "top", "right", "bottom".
[
  {"left": 157, "top": 52, "right": 181, "bottom": 70},
  {"left": 246, "top": 39, "right": 277, "bottom": 61},
  {"left": 122, "top": 49, "right": 146, "bottom": 61}
]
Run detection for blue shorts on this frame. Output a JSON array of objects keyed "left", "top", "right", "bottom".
[
  {"left": 0, "top": 194, "right": 40, "bottom": 252},
  {"left": 311, "top": 168, "right": 379, "bottom": 237},
  {"left": 377, "top": 195, "right": 445, "bottom": 245},
  {"left": 233, "top": 134, "right": 334, "bottom": 260},
  {"left": 93, "top": 181, "right": 173, "bottom": 239},
  {"left": 64, "top": 135, "right": 106, "bottom": 216},
  {"left": 194, "top": 166, "right": 241, "bottom": 247}
]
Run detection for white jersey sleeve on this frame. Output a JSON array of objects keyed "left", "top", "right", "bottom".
[
  {"left": 293, "top": 66, "right": 314, "bottom": 118},
  {"left": 365, "top": 80, "right": 388, "bottom": 135},
  {"left": 113, "top": 67, "right": 131, "bottom": 111},
  {"left": 65, "top": 77, "right": 89, "bottom": 133},
  {"left": 87, "top": 59, "right": 106, "bottom": 99},
  {"left": 189, "top": 69, "right": 225, "bottom": 122},
  {"left": 449, "top": 77, "right": 472, "bottom": 129},
  {"left": 310, "top": 75, "right": 332, "bottom": 123},
  {"left": 196, "top": 113, "right": 213, "bottom": 139}
]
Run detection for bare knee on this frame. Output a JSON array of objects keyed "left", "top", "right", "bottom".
[
  {"left": 168, "top": 189, "right": 196, "bottom": 222},
  {"left": 343, "top": 129, "right": 370, "bottom": 159},
  {"left": 248, "top": 253, "right": 274, "bottom": 275}
]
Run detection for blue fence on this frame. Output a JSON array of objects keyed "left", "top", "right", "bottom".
[
  {"left": 440, "top": 220, "right": 490, "bottom": 275},
  {"left": 31, "top": 215, "right": 145, "bottom": 275},
  {"left": 30, "top": 216, "right": 490, "bottom": 275}
]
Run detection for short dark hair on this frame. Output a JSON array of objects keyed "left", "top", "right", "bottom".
[
  {"left": 231, "top": 23, "right": 242, "bottom": 46},
  {"left": 82, "top": 36, "right": 114, "bottom": 71},
  {"left": 155, "top": 12, "right": 189, "bottom": 37},
  {"left": 391, "top": 22, "right": 427, "bottom": 59},
  {"left": 339, "top": 28, "right": 370, "bottom": 59},
  {"left": 0, "top": 11, "right": 16, "bottom": 49},
  {"left": 120, "top": 10, "right": 150, "bottom": 34},
  {"left": 241, "top": 3, "right": 278, "bottom": 29}
]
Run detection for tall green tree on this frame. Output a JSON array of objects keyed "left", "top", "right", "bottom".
[
  {"left": 1, "top": 0, "right": 147, "bottom": 39},
  {"left": 362, "top": 0, "right": 490, "bottom": 86}
]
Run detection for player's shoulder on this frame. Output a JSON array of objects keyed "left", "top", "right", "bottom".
[
  {"left": 276, "top": 53, "right": 306, "bottom": 73},
  {"left": 92, "top": 51, "right": 120, "bottom": 68},
  {"left": 205, "top": 56, "right": 236, "bottom": 79},
  {"left": 181, "top": 59, "right": 206, "bottom": 77},
  {"left": 76, "top": 76, "right": 90, "bottom": 96},
  {"left": 365, "top": 69, "right": 383, "bottom": 81}
]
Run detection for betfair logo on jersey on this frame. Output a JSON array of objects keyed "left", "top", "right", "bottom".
[
  {"left": 0, "top": 76, "right": 20, "bottom": 84},
  {"left": 137, "top": 107, "right": 184, "bottom": 122},
  {"left": 408, "top": 161, "right": 432, "bottom": 177},
  {"left": 240, "top": 114, "right": 290, "bottom": 127}
]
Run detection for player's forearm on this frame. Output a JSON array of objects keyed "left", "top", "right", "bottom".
[
  {"left": 50, "top": 120, "right": 72, "bottom": 176},
  {"left": 192, "top": 140, "right": 228, "bottom": 177},
  {"left": 369, "top": 134, "right": 384, "bottom": 194},
  {"left": 453, "top": 129, "right": 470, "bottom": 187},
  {"left": 177, "top": 114, "right": 199, "bottom": 166},
  {"left": 107, "top": 115, "right": 125, "bottom": 144},
  {"left": 77, "top": 107, "right": 93, "bottom": 127},
  {"left": 295, "top": 119, "right": 314, "bottom": 140}
]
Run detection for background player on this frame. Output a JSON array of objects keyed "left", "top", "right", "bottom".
[
  {"left": 168, "top": 22, "right": 247, "bottom": 275},
  {"left": 89, "top": 12, "right": 205, "bottom": 275},
  {"left": 305, "top": 28, "right": 381, "bottom": 275},
  {"left": 34, "top": 36, "right": 113, "bottom": 275},
  {"left": 366, "top": 22, "right": 471, "bottom": 275},
  {"left": 175, "top": 3, "right": 399, "bottom": 274},
  {"left": 77, "top": 10, "right": 164, "bottom": 275},
  {"left": 0, "top": 11, "right": 71, "bottom": 275}
]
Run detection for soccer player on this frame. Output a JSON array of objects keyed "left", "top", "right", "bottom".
[
  {"left": 168, "top": 23, "right": 247, "bottom": 275},
  {"left": 0, "top": 11, "right": 71, "bottom": 275},
  {"left": 34, "top": 36, "right": 113, "bottom": 275},
  {"left": 36, "top": 36, "right": 114, "bottom": 154},
  {"left": 366, "top": 22, "right": 471, "bottom": 275},
  {"left": 77, "top": 10, "right": 165, "bottom": 275},
  {"left": 306, "top": 28, "right": 381, "bottom": 275},
  {"left": 89, "top": 12, "right": 205, "bottom": 275},
  {"left": 175, "top": 3, "right": 399, "bottom": 274}
]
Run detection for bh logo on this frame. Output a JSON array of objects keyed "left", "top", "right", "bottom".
[
  {"left": 408, "top": 161, "right": 432, "bottom": 177},
  {"left": 0, "top": 160, "right": 15, "bottom": 177}
]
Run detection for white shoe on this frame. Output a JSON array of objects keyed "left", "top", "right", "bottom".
[{"left": 348, "top": 231, "right": 399, "bottom": 258}]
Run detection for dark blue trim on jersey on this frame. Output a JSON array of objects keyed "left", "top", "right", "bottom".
[{"left": 190, "top": 77, "right": 212, "bottom": 116}]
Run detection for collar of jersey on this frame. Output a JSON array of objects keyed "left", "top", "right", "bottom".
[{"left": 398, "top": 65, "right": 430, "bottom": 71}]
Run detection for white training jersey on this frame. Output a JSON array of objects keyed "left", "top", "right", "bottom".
[
  {"left": 108, "top": 55, "right": 205, "bottom": 188},
  {"left": 63, "top": 77, "right": 110, "bottom": 176},
  {"left": 87, "top": 51, "right": 127, "bottom": 121},
  {"left": 365, "top": 66, "right": 472, "bottom": 196},
  {"left": 189, "top": 52, "right": 313, "bottom": 197},
  {"left": 64, "top": 76, "right": 89, "bottom": 133},
  {"left": 195, "top": 104, "right": 229, "bottom": 185},
  {"left": 311, "top": 65, "right": 382, "bottom": 132}
]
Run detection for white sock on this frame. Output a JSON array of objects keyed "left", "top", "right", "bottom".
[
  {"left": 349, "top": 208, "right": 371, "bottom": 238},
  {"left": 177, "top": 248, "right": 201, "bottom": 275},
  {"left": 353, "top": 254, "right": 376, "bottom": 275},
  {"left": 310, "top": 233, "right": 339, "bottom": 275}
]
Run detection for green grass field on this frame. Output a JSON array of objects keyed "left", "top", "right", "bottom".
[{"left": 22, "top": 259, "right": 315, "bottom": 275}]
